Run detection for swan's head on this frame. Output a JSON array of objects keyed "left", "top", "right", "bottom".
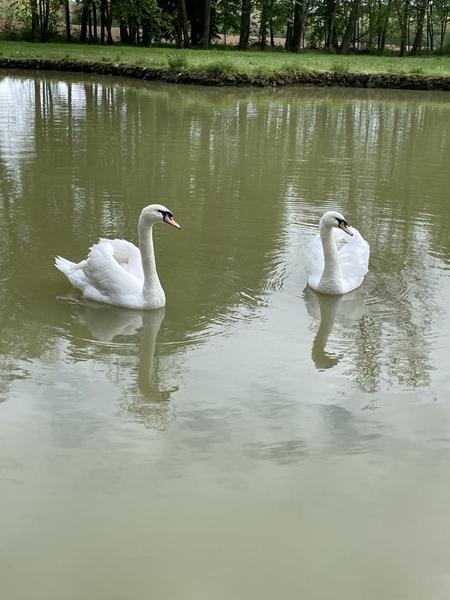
[
  {"left": 140, "top": 204, "right": 181, "bottom": 229},
  {"left": 319, "top": 211, "right": 353, "bottom": 236}
]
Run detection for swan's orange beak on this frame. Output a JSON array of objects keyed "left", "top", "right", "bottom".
[
  {"left": 338, "top": 222, "right": 353, "bottom": 236},
  {"left": 164, "top": 215, "right": 181, "bottom": 229}
]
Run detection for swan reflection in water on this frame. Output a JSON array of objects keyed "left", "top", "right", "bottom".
[
  {"left": 303, "top": 287, "right": 365, "bottom": 371},
  {"left": 73, "top": 301, "right": 175, "bottom": 427}
]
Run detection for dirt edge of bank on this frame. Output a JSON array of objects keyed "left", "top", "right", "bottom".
[{"left": 1, "top": 57, "right": 449, "bottom": 90}]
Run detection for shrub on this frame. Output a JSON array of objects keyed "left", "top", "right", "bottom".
[
  {"left": 331, "top": 63, "right": 349, "bottom": 74},
  {"left": 280, "top": 62, "right": 298, "bottom": 74},
  {"left": 202, "top": 59, "right": 236, "bottom": 76},
  {"left": 252, "top": 65, "right": 273, "bottom": 83},
  {"left": 166, "top": 53, "right": 188, "bottom": 72}
]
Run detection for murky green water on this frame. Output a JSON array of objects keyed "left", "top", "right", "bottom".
[{"left": 1, "top": 71, "right": 450, "bottom": 599}]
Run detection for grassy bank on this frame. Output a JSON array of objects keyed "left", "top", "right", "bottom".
[{"left": 1, "top": 40, "right": 450, "bottom": 87}]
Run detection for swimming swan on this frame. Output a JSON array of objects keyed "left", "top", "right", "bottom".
[
  {"left": 306, "top": 211, "right": 369, "bottom": 295},
  {"left": 55, "top": 204, "right": 180, "bottom": 309}
]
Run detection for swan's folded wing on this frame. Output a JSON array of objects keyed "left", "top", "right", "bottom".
[
  {"left": 99, "top": 238, "right": 144, "bottom": 279},
  {"left": 82, "top": 240, "right": 143, "bottom": 305},
  {"left": 305, "top": 234, "right": 325, "bottom": 289},
  {"left": 338, "top": 228, "right": 370, "bottom": 292}
]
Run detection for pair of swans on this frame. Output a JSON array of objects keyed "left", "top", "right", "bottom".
[{"left": 55, "top": 206, "right": 369, "bottom": 309}]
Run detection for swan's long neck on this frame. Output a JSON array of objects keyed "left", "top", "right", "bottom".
[
  {"left": 138, "top": 218, "right": 161, "bottom": 297},
  {"left": 319, "top": 226, "right": 342, "bottom": 291}
]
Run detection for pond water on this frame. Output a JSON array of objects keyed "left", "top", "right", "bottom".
[{"left": 1, "top": 71, "right": 450, "bottom": 599}]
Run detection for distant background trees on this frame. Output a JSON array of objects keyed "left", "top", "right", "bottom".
[{"left": 1, "top": 0, "right": 449, "bottom": 53}]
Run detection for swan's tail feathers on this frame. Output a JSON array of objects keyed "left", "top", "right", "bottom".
[
  {"left": 55, "top": 256, "right": 90, "bottom": 293},
  {"left": 55, "top": 255, "right": 77, "bottom": 276}
]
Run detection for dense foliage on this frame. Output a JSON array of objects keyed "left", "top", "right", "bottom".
[{"left": 2, "top": 0, "right": 449, "bottom": 54}]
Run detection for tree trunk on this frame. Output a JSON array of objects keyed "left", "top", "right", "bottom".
[
  {"left": 128, "top": 18, "right": 136, "bottom": 44},
  {"left": 397, "top": 0, "right": 410, "bottom": 56},
  {"left": 30, "top": 0, "right": 39, "bottom": 40},
  {"left": 38, "top": 0, "right": 50, "bottom": 40},
  {"left": 80, "top": 4, "right": 88, "bottom": 43},
  {"left": 368, "top": 0, "right": 374, "bottom": 50},
  {"left": 440, "top": 8, "right": 449, "bottom": 51},
  {"left": 203, "top": 0, "right": 211, "bottom": 48},
  {"left": 177, "top": 0, "right": 190, "bottom": 48},
  {"left": 377, "top": 15, "right": 388, "bottom": 54},
  {"left": 407, "top": 9, "right": 411, "bottom": 49},
  {"left": 105, "top": 1, "right": 113, "bottom": 44},
  {"left": 100, "top": 0, "right": 106, "bottom": 44},
  {"left": 93, "top": 2, "right": 98, "bottom": 43},
  {"left": 259, "top": 2, "right": 268, "bottom": 49},
  {"left": 88, "top": 7, "right": 92, "bottom": 42},
  {"left": 353, "top": 14, "right": 359, "bottom": 49},
  {"left": 239, "top": 0, "right": 251, "bottom": 50},
  {"left": 188, "top": 2, "right": 204, "bottom": 46},
  {"left": 174, "top": 17, "right": 183, "bottom": 47},
  {"left": 289, "top": 0, "right": 305, "bottom": 52},
  {"left": 105, "top": 25, "right": 113, "bottom": 45},
  {"left": 340, "top": 0, "right": 361, "bottom": 53},
  {"left": 325, "top": 0, "right": 337, "bottom": 48},
  {"left": 64, "top": 0, "right": 71, "bottom": 42},
  {"left": 411, "top": 0, "right": 426, "bottom": 54},
  {"left": 285, "top": 22, "right": 292, "bottom": 49},
  {"left": 427, "top": 2, "right": 433, "bottom": 50},
  {"left": 120, "top": 23, "right": 130, "bottom": 44},
  {"left": 142, "top": 24, "right": 152, "bottom": 46}
]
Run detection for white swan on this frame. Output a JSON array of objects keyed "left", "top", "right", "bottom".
[
  {"left": 55, "top": 204, "right": 180, "bottom": 309},
  {"left": 306, "top": 211, "right": 369, "bottom": 295}
]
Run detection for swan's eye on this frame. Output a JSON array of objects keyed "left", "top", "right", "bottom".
[{"left": 158, "top": 209, "right": 173, "bottom": 219}]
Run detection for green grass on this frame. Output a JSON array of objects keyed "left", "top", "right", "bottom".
[
  {"left": 166, "top": 52, "right": 188, "bottom": 71},
  {"left": 1, "top": 40, "right": 450, "bottom": 78},
  {"left": 200, "top": 59, "right": 236, "bottom": 76},
  {"left": 331, "top": 62, "right": 350, "bottom": 74}
]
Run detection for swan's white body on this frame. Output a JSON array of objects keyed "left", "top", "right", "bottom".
[
  {"left": 306, "top": 211, "right": 369, "bottom": 295},
  {"left": 55, "top": 204, "right": 180, "bottom": 310}
]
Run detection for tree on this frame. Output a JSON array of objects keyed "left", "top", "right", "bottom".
[
  {"left": 434, "top": 0, "right": 449, "bottom": 50},
  {"left": 394, "top": 0, "right": 411, "bottom": 55},
  {"left": 203, "top": 0, "right": 211, "bottom": 47},
  {"left": 63, "top": 0, "right": 71, "bottom": 41},
  {"left": 289, "top": 0, "right": 307, "bottom": 51},
  {"left": 324, "top": 0, "right": 338, "bottom": 48},
  {"left": 216, "top": 0, "right": 242, "bottom": 44},
  {"left": 12, "top": 0, "right": 60, "bottom": 40},
  {"left": 177, "top": 0, "right": 190, "bottom": 47},
  {"left": 340, "top": 0, "right": 362, "bottom": 52},
  {"left": 238, "top": 0, "right": 252, "bottom": 48},
  {"left": 411, "top": 0, "right": 427, "bottom": 54}
]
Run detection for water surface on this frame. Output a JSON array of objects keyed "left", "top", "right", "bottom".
[{"left": 1, "top": 71, "right": 450, "bottom": 599}]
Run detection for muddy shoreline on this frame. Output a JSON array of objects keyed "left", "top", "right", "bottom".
[{"left": 1, "top": 57, "right": 449, "bottom": 90}]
